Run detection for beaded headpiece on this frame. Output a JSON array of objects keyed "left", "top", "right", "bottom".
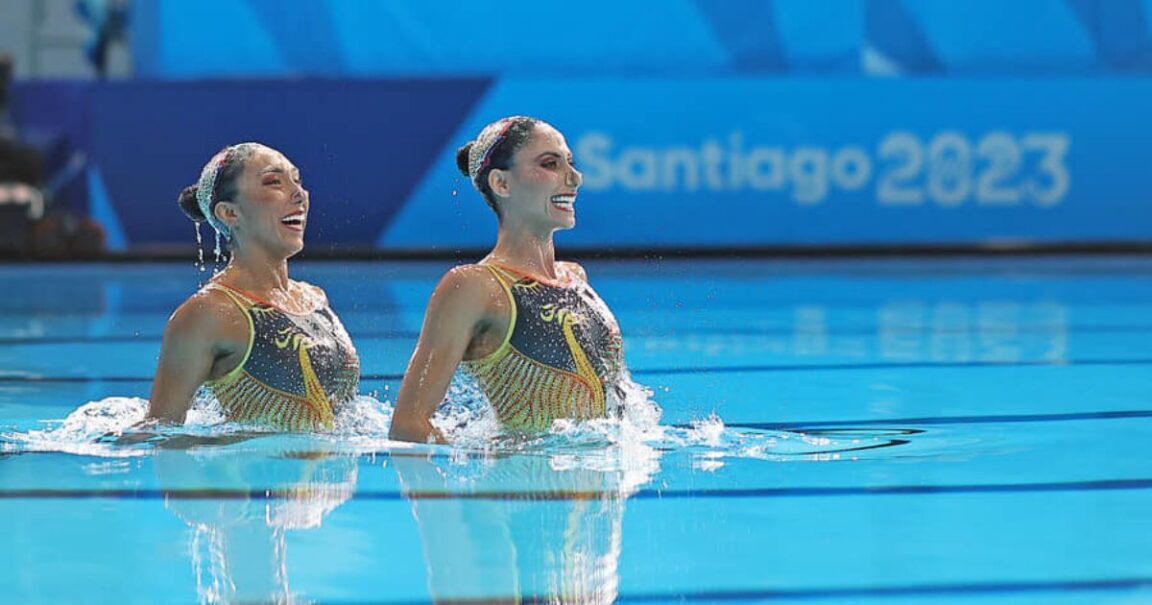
[
  {"left": 195, "top": 146, "right": 233, "bottom": 238},
  {"left": 466, "top": 117, "right": 526, "bottom": 183}
]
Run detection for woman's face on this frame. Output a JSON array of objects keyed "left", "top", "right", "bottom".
[
  {"left": 222, "top": 146, "right": 309, "bottom": 257},
  {"left": 496, "top": 123, "right": 582, "bottom": 232}
]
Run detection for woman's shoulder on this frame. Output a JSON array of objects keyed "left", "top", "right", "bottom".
[
  {"left": 439, "top": 262, "right": 502, "bottom": 280},
  {"left": 291, "top": 280, "right": 330, "bottom": 307},
  {"left": 166, "top": 286, "right": 245, "bottom": 337},
  {"left": 439, "top": 263, "right": 504, "bottom": 291},
  {"left": 558, "top": 260, "right": 588, "bottom": 283},
  {"left": 428, "top": 263, "right": 509, "bottom": 309},
  {"left": 187, "top": 283, "right": 242, "bottom": 313}
]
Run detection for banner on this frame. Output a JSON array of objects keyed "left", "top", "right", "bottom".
[
  {"left": 382, "top": 77, "right": 1151, "bottom": 248},
  {"left": 13, "top": 78, "right": 1152, "bottom": 251}
]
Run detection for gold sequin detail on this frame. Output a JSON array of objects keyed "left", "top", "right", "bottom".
[
  {"left": 205, "top": 283, "right": 358, "bottom": 432},
  {"left": 462, "top": 265, "right": 611, "bottom": 431}
]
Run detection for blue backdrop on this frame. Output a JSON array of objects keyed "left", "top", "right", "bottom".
[
  {"left": 129, "top": 0, "right": 1152, "bottom": 78},
  {"left": 12, "top": 77, "right": 1152, "bottom": 252}
]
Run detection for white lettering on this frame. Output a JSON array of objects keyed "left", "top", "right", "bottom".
[
  {"left": 831, "top": 147, "right": 871, "bottom": 191},
  {"left": 575, "top": 132, "right": 614, "bottom": 190},
  {"left": 572, "top": 130, "right": 1071, "bottom": 207},
  {"left": 790, "top": 147, "right": 827, "bottom": 204},
  {"left": 619, "top": 148, "right": 657, "bottom": 190},
  {"left": 746, "top": 147, "right": 785, "bottom": 191},
  {"left": 661, "top": 147, "right": 699, "bottom": 191}
]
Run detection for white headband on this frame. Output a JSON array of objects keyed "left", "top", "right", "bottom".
[
  {"left": 195, "top": 147, "right": 233, "bottom": 238},
  {"left": 467, "top": 117, "right": 527, "bottom": 181}
]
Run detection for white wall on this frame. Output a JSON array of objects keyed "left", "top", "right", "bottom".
[{"left": 0, "top": 0, "right": 130, "bottom": 79}]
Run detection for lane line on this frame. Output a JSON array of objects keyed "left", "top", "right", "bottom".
[
  {"left": 264, "top": 576, "right": 1152, "bottom": 604},
  {"left": 5, "top": 357, "right": 1152, "bottom": 384},
  {"left": 613, "top": 577, "right": 1152, "bottom": 602},
  {"left": 2, "top": 478, "right": 1151, "bottom": 501},
  {"left": 635, "top": 358, "right": 1152, "bottom": 376},
  {"left": 5, "top": 323, "right": 1152, "bottom": 346},
  {"left": 725, "top": 409, "right": 1152, "bottom": 429}
]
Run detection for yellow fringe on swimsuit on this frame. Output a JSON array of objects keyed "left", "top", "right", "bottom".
[
  {"left": 463, "top": 264, "right": 624, "bottom": 431},
  {"left": 205, "top": 283, "right": 360, "bottom": 431}
]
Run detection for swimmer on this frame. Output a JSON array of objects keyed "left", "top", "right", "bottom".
[
  {"left": 145, "top": 142, "right": 359, "bottom": 431},
  {"left": 390, "top": 116, "right": 625, "bottom": 443}
]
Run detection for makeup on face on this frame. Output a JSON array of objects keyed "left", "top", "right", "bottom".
[
  {"left": 507, "top": 127, "right": 582, "bottom": 223},
  {"left": 236, "top": 150, "right": 310, "bottom": 249}
]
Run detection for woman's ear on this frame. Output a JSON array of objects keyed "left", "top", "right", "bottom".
[
  {"left": 487, "top": 168, "right": 511, "bottom": 199},
  {"left": 214, "top": 201, "right": 240, "bottom": 231}
]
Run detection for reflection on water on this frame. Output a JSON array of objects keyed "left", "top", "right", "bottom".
[
  {"left": 0, "top": 369, "right": 933, "bottom": 604},
  {"left": 390, "top": 372, "right": 662, "bottom": 602},
  {"left": 155, "top": 445, "right": 358, "bottom": 605},
  {"left": 394, "top": 445, "right": 657, "bottom": 604},
  {"left": 878, "top": 301, "right": 1068, "bottom": 362},
  {"left": 639, "top": 300, "right": 1069, "bottom": 363},
  {"left": 0, "top": 394, "right": 383, "bottom": 604}
]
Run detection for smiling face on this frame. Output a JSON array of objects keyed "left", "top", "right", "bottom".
[
  {"left": 490, "top": 123, "right": 582, "bottom": 233},
  {"left": 215, "top": 146, "right": 309, "bottom": 258}
]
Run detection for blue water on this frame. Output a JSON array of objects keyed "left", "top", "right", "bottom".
[{"left": 1, "top": 256, "right": 1151, "bottom": 604}]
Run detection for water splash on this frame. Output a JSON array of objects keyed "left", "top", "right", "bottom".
[
  {"left": 0, "top": 372, "right": 917, "bottom": 471},
  {"left": 9, "top": 396, "right": 150, "bottom": 456},
  {"left": 429, "top": 372, "right": 502, "bottom": 449},
  {"left": 1, "top": 392, "right": 395, "bottom": 458},
  {"left": 1, "top": 392, "right": 228, "bottom": 457},
  {"left": 419, "top": 367, "right": 918, "bottom": 475},
  {"left": 429, "top": 369, "right": 662, "bottom": 449},
  {"left": 195, "top": 222, "right": 206, "bottom": 273}
]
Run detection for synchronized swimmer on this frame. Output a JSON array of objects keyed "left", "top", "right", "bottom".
[
  {"left": 389, "top": 116, "right": 627, "bottom": 443},
  {"left": 144, "top": 118, "right": 631, "bottom": 444},
  {"left": 145, "top": 142, "right": 360, "bottom": 431}
]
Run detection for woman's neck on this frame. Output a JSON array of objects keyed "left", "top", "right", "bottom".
[
  {"left": 218, "top": 246, "right": 292, "bottom": 295},
  {"left": 487, "top": 228, "right": 558, "bottom": 280}
]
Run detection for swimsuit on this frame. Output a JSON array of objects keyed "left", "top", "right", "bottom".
[
  {"left": 462, "top": 264, "right": 624, "bottom": 431},
  {"left": 205, "top": 282, "right": 360, "bottom": 431}
]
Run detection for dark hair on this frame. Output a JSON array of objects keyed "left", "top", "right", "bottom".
[
  {"left": 455, "top": 116, "right": 541, "bottom": 216},
  {"left": 176, "top": 143, "right": 261, "bottom": 226}
]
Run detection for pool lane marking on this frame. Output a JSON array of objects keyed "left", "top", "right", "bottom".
[
  {"left": 4, "top": 478, "right": 1152, "bottom": 501},
  {"left": 636, "top": 358, "right": 1152, "bottom": 375},
  {"left": 202, "top": 576, "right": 1152, "bottom": 603},
  {"left": 723, "top": 409, "right": 1152, "bottom": 429},
  {"left": 613, "top": 577, "right": 1152, "bottom": 601},
  {"left": 5, "top": 323, "right": 1152, "bottom": 346},
  {"left": 6, "top": 357, "right": 1152, "bottom": 384}
]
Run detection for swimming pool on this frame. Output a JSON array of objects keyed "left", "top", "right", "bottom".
[{"left": 2, "top": 255, "right": 1150, "bottom": 604}]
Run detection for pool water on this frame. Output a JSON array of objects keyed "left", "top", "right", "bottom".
[{"left": 1, "top": 256, "right": 1150, "bottom": 604}]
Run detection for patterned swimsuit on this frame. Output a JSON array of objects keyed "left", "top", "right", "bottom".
[
  {"left": 205, "top": 282, "right": 360, "bottom": 431},
  {"left": 462, "top": 264, "right": 624, "bottom": 431}
]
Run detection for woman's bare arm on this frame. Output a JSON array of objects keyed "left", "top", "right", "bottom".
[
  {"left": 390, "top": 267, "right": 498, "bottom": 444},
  {"left": 146, "top": 292, "right": 240, "bottom": 423}
]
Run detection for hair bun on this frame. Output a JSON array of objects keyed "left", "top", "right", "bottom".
[
  {"left": 455, "top": 142, "right": 473, "bottom": 177},
  {"left": 177, "top": 184, "right": 205, "bottom": 222}
]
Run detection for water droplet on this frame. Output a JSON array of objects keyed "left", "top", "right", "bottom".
[
  {"left": 213, "top": 232, "right": 226, "bottom": 273},
  {"left": 194, "top": 222, "right": 206, "bottom": 272}
]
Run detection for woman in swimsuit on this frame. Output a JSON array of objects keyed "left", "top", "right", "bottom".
[
  {"left": 146, "top": 142, "right": 359, "bottom": 431},
  {"left": 390, "top": 116, "right": 626, "bottom": 443}
]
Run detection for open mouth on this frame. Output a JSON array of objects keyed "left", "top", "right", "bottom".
[
  {"left": 551, "top": 194, "right": 576, "bottom": 211},
  {"left": 281, "top": 213, "right": 307, "bottom": 230}
]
